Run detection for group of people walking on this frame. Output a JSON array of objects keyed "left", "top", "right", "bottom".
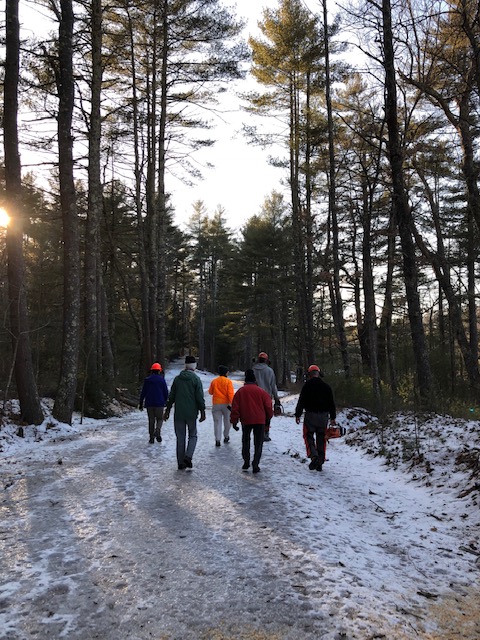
[{"left": 139, "top": 352, "right": 336, "bottom": 473}]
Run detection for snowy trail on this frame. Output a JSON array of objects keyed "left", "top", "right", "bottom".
[{"left": 1, "top": 400, "right": 479, "bottom": 639}]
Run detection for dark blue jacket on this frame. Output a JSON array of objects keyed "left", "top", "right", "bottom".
[{"left": 140, "top": 373, "right": 169, "bottom": 408}]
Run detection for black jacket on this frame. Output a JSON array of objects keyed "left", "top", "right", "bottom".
[{"left": 295, "top": 377, "right": 336, "bottom": 420}]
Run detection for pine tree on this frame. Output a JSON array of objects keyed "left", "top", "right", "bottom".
[
  {"left": 246, "top": 0, "right": 331, "bottom": 368},
  {"left": 3, "top": 0, "right": 43, "bottom": 424},
  {"left": 50, "top": 0, "right": 81, "bottom": 424},
  {"left": 381, "top": 0, "right": 433, "bottom": 401}
]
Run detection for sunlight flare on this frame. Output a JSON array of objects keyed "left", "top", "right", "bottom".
[{"left": 0, "top": 208, "right": 10, "bottom": 227}]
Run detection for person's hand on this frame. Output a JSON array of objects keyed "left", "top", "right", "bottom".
[
  {"left": 330, "top": 418, "right": 336, "bottom": 425},
  {"left": 232, "top": 423, "right": 239, "bottom": 431},
  {"left": 295, "top": 416, "right": 301, "bottom": 424},
  {"left": 138, "top": 404, "right": 143, "bottom": 411},
  {"left": 163, "top": 409, "right": 170, "bottom": 421},
  {"left": 199, "top": 411, "right": 206, "bottom": 422}
]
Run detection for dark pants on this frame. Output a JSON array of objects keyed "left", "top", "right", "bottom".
[
  {"left": 174, "top": 418, "right": 198, "bottom": 465},
  {"left": 302, "top": 411, "right": 328, "bottom": 464},
  {"left": 147, "top": 406, "right": 164, "bottom": 438},
  {"left": 242, "top": 424, "right": 264, "bottom": 468},
  {"left": 264, "top": 416, "right": 271, "bottom": 436}
]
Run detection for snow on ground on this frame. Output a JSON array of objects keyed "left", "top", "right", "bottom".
[{"left": 1, "top": 362, "right": 479, "bottom": 639}]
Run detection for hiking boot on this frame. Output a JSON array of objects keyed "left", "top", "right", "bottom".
[
  {"left": 309, "top": 457, "right": 319, "bottom": 470},
  {"left": 316, "top": 463, "right": 323, "bottom": 472},
  {"left": 252, "top": 465, "right": 260, "bottom": 474},
  {"left": 178, "top": 463, "right": 186, "bottom": 470},
  {"left": 155, "top": 430, "right": 162, "bottom": 443},
  {"left": 242, "top": 462, "right": 250, "bottom": 471},
  {"left": 215, "top": 440, "right": 221, "bottom": 447},
  {"left": 263, "top": 434, "right": 271, "bottom": 442},
  {"left": 224, "top": 437, "right": 230, "bottom": 443},
  {"left": 149, "top": 437, "right": 155, "bottom": 444},
  {"left": 184, "top": 456, "right": 193, "bottom": 469}
]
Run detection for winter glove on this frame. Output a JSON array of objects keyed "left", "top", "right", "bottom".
[
  {"left": 199, "top": 411, "right": 206, "bottom": 422},
  {"left": 138, "top": 404, "right": 144, "bottom": 411},
  {"left": 227, "top": 405, "right": 232, "bottom": 411},
  {"left": 273, "top": 402, "right": 283, "bottom": 417},
  {"left": 232, "top": 423, "right": 239, "bottom": 431},
  {"left": 163, "top": 409, "right": 170, "bottom": 421}
]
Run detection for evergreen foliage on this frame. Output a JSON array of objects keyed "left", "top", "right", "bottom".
[{"left": 1, "top": 0, "right": 479, "bottom": 416}]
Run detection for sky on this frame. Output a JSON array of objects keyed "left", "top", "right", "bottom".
[
  {"left": 15, "top": 0, "right": 328, "bottom": 233},
  {"left": 165, "top": 0, "right": 325, "bottom": 231},
  {"left": 1, "top": 361, "right": 479, "bottom": 638}
]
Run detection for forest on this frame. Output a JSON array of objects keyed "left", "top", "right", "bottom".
[{"left": 1, "top": 0, "right": 479, "bottom": 425}]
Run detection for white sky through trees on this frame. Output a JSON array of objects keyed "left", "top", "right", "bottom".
[
  {"left": 16, "top": 0, "right": 325, "bottom": 232},
  {"left": 169, "top": 0, "right": 331, "bottom": 230},
  {"left": 170, "top": 0, "right": 287, "bottom": 231}
]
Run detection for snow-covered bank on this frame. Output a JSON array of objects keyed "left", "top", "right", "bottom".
[{"left": 1, "top": 364, "right": 479, "bottom": 639}]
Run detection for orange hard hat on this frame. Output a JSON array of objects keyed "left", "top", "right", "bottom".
[
  {"left": 258, "top": 352, "right": 268, "bottom": 360},
  {"left": 307, "top": 364, "right": 320, "bottom": 373},
  {"left": 151, "top": 362, "right": 162, "bottom": 371}
]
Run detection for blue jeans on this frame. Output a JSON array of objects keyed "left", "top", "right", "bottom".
[{"left": 174, "top": 418, "right": 198, "bottom": 464}]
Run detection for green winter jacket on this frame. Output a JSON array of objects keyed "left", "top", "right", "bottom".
[{"left": 165, "top": 369, "right": 205, "bottom": 421}]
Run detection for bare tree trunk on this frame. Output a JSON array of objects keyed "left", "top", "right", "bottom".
[
  {"left": 155, "top": 0, "right": 169, "bottom": 365},
  {"left": 458, "top": 95, "right": 479, "bottom": 375},
  {"left": 360, "top": 175, "right": 381, "bottom": 402},
  {"left": 352, "top": 265, "right": 369, "bottom": 370},
  {"left": 290, "top": 77, "right": 310, "bottom": 369},
  {"left": 466, "top": 210, "right": 478, "bottom": 372},
  {"left": 303, "top": 72, "right": 315, "bottom": 365},
  {"left": 84, "top": 0, "right": 105, "bottom": 411},
  {"left": 378, "top": 214, "right": 397, "bottom": 395},
  {"left": 412, "top": 223, "right": 480, "bottom": 393},
  {"left": 382, "top": 0, "right": 432, "bottom": 401},
  {"left": 3, "top": 0, "right": 43, "bottom": 424},
  {"left": 323, "top": 0, "right": 350, "bottom": 377},
  {"left": 457, "top": 85, "right": 480, "bottom": 235},
  {"left": 198, "top": 263, "right": 206, "bottom": 368},
  {"left": 125, "top": 6, "right": 151, "bottom": 371},
  {"left": 100, "top": 285, "right": 115, "bottom": 395},
  {"left": 413, "top": 160, "right": 480, "bottom": 393},
  {"left": 146, "top": 12, "right": 158, "bottom": 367},
  {"left": 348, "top": 207, "right": 369, "bottom": 371},
  {"left": 52, "top": 0, "right": 81, "bottom": 424}
]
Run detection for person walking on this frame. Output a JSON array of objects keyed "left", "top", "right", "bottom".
[
  {"left": 208, "top": 365, "right": 234, "bottom": 446},
  {"left": 294, "top": 364, "right": 336, "bottom": 472},
  {"left": 139, "top": 362, "right": 169, "bottom": 444},
  {"left": 230, "top": 369, "right": 273, "bottom": 474},
  {"left": 252, "top": 351, "right": 279, "bottom": 441},
  {"left": 163, "top": 355, "right": 206, "bottom": 470}
]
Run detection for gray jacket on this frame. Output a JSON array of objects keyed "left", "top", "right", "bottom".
[{"left": 252, "top": 362, "right": 279, "bottom": 403}]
